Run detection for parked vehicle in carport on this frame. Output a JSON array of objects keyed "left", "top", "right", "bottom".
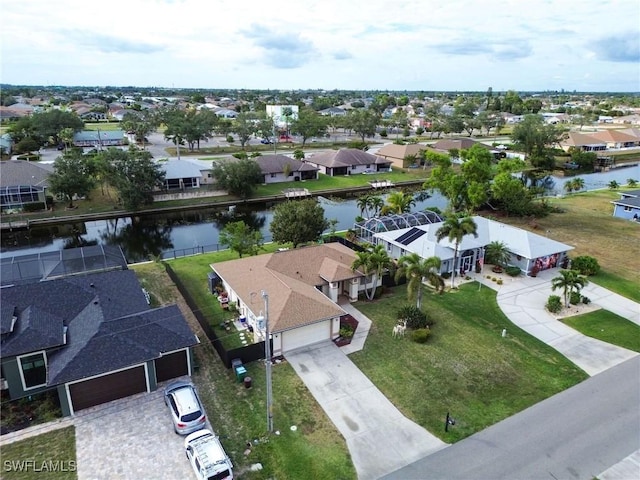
[
  {"left": 185, "top": 429, "right": 234, "bottom": 480},
  {"left": 164, "top": 381, "right": 207, "bottom": 435}
]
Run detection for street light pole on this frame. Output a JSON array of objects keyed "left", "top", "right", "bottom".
[{"left": 262, "top": 290, "right": 274, "bottom": 433}]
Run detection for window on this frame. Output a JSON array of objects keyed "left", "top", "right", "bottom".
[
  {"left": 270, "top": 173, "right": 276, "bottom": 178},
  {"left": 624, "top": 206, "right": 632, "bottom": 211},
  {"left": 19, "top": 352, "right": 47, "bottom": 390}
]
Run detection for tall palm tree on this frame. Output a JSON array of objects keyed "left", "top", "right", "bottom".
[
  {"left": 351, "top": 244, "right": 393, "bottom": 300},
  {"left": 436, "top": 214, "right": 478, "bottom": 288},
  {"left": 370, "top": 195, "right": 384, "bottom": 217},
  {"left": 356, "top": 194, "right": 372, "bottom": 219},
  {"left": 395, "top": 253, "right": 443, "bottom": 309},
  {"left": 551, "top": 270, "right": 589, "bottom": 307}
]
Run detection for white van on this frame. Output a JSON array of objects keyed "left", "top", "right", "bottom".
[{"left": 184, "top": 429, "right": 233, "bottom": 480}]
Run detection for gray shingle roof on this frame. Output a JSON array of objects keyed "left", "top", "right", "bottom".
[
  {"left": 1, "top": 269, "right": 196, "bottom": 385},
  {"left": 0, "top": 160, "right": 53, "bottom": 188},
  {"left": 256, "top": 155, "right": 318, "bottom": 174}
]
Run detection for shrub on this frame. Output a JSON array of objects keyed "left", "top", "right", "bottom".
[
  {"left": 339, "top": 325, "right": 354, "bottom": 338},
  {"left": 442, "top": 272, "right": 451, "bottom": 279},
  {"left": 571, "top": 256, "right": 600, "bottom": 276},
  {"left": 546, "top": 295, "right": 562, "bottom": 313},
  {"left": 411, "top": 328, "right": 431, "bottom": 344},
  {"left": 570, "top": 291, "right": 581, "bottom": 305},
  {"left": 226, "top": 134, "right": 234, "bottom": 143},
  {"left": 505, "top": 266, "right": 521, "bottom": 277},
  {"left": 582, "top": 296, "right": 591, "bottom": 305},
  {"left": 395, "top": 304, "right": 433, "bottom": 329},
  {"left": 497, "top": 279, "right": 503, "bottom": 285}
]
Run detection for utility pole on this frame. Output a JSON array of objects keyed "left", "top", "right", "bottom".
[{"left": 262, "top": 290, "right": 274, "bottom": 432}]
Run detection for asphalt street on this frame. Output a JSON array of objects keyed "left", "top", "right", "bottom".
[{"left": 382, "top": 356, "right": 640, "bottom": 480}]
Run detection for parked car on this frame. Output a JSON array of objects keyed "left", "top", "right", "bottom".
[
  {"left": 164, "top": 381, "right": 207, "bottom": 435},
  {"left": 260, "top": 138, "right": 273, "bottom": 144},
  {"left": 279, "top": 135, "right": 293, "bottom": 142},
  {"left": 185, "top": 429, "right": 233, "bottom": 480}
]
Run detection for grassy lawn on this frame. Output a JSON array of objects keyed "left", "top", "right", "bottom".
[
  {"left": 351, "top": 283, "right": 588, "bottom": 443},
  {"left": 498, "top": 189, "right": 640, "bottom": 302},
  {"left": 562, "top": 310, "right": 640, "bottom": 352},
  {"left": 131, "top": 261, "right": 355, "bottom": 480},
  {"left": 254, "top": 170, "right": 428, "bottom": 197},
  {"left": 83, "top": 122, "right": 123, "bottom": 131},
  {"left": 1, "top": 427, "right": 77, "bottom": 480}
]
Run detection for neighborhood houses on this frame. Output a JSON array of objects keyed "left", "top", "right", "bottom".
[{"left": 0, "top": 85, "right": 638, "bottom": 480}]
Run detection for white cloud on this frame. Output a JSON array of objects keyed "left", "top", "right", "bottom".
[{"left": 1, "top": 0, "right": 639, "bottom": 91}]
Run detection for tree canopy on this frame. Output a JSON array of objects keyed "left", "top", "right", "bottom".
[
  {"left": 48, "top": 151, "right": 96, "bottom": 207},
  {"left": 218, "top": 220, "right": 264, "bottom": 258},
  {"left": 345, "top": 109, "right": 380, "bottom": 142},
  {"left": 290, "top": 108, "right": 328, "bottom": 147},
  {"left": 269, "top": 199, "right": 329, "bottom": 248},
  {"left": 211, "top": 158, "right": 263, "bottom": 199},
  {"left": 110, "top": 148, "right": 165, "bottom": 210}
]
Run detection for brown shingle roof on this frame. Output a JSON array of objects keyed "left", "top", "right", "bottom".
[
  {"left": 375, "top": 143, "right": 426, "bottom": 161},
  {"left": 306, "top": 148, "right": 391, "bottom": 168},
  {"left": 211, "top": 243, "right": 364, "bottom": 332}
]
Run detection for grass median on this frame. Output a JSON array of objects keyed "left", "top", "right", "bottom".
[{"left": 562, "top": 310, "right": 640, "bottom": 352}]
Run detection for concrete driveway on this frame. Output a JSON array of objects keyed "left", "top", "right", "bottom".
[
  {"left": 286, "top": 341, "right": 446, "bottom": 480},
  {"left": 492, "top": 269, "right": 638, "bottom": 376},
  {"left": 74, "top": 381, "right": 196, "bottom": 480}
]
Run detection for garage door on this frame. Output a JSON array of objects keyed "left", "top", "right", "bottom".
[
  {"left": 69, "top": 366, "right": 147, "bottom": 412},
  {"left": 283, "top": 321, "right": 330, "bottom": 353},
  {"left": 155, "top": 350, "right": 188, "bottom": 383}
]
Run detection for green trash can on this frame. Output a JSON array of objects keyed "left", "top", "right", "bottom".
[{"left": 235, "top": 365, "right": 247, "bottom": 382}]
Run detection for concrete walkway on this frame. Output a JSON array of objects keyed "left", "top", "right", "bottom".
[
  {"left": 286, "top": 342, "right": 446, "bottom": 480},
  {"left": 485, "top": 269, "right": 639, "bottom": 376}
]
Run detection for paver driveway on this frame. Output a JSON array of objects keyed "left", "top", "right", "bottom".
[{"left": 74, "top": 379, "right": 196, "bottom": 480}]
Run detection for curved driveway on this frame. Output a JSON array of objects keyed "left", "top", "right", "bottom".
[{"left": 491, "top": 269, "right": 639, "bottom": 376}]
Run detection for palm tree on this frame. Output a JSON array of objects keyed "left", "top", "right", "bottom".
[
  {"left": 381, "top": 191, "right": 415, "bottom": 215},
  {"left": 484, "top": 241, "right": 511, "bottom": 268},
  {"left": 370, "top": 195, "right": 384, "bottom": 217},
  {"left": 551, "top": 270, "right": 589, "bottom": 308},
  {"left": 356, "top": 194, "right": 372, "bottom": 219},
  {"left": 395, "top": 253, "right": 443, "bottom": 308},
  {"left": 572, "top": 177, "right": 585, "bottom": 191},
  {"left": 351, "top": 244, "right": 393, "bottom": 300},
  {"left": 436, "top": 214, "right": 478, "bottom": 288}
]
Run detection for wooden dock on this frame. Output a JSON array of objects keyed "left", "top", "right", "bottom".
[
  {"left": 283, "top": 188, "right": 311, "bottom": 199},
  {"left": 369, "top": 180, "right": 395, "bottom": 189}
]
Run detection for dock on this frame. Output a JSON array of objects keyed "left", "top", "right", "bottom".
[
  {"left": 369, "top": 180, "right": 395, "bottom": 189},
  {"left": 283, "top": 188, "right": 311, "bottom": 199}
]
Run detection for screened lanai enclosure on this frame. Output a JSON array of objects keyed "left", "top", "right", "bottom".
[{"left": 354, "top": 210, "right": 444, "bottom": 244}]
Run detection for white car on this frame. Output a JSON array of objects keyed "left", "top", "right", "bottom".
[{"left": 185, "top": 429, "right": 233, "bottom": 480}]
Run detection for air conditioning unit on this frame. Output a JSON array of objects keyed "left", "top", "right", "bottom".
[{"left": 0, "top": 378, "right": 8, "bottom": 390}]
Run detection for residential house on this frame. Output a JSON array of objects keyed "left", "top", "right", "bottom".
[
  {"left": 431, "top": 138, "right": 492, "bottom": 154},
  {"left": 159, "top": 159, "right": 207, "bottom": 190},
  {"left": 0, "top": 160, "right": 53, "bottom": 212},
  {"left": 611, "top": 189, "right": 640, "bottom": 221},
  {"left": 318, "top": 107, "right": 347, "bottom": 117},
  {"left": 366, "top": 214, "right": 573, "bottom": 277},
  {"left": 560, "top": 132, "right": 607, "bottom": 152},
  {"left": 0, "top": 269, "right": 198, "bottom": 416},
  {"left": 304, "top": 148, "right": 392, "bottom": 176},
  {"left": 210, "top": 243, "right": 378, "bottom": 355},
  {"left": 255, "top": 154, "right": 319, "bottom": 184},
  {"left": 73, "top": 130, "right": 125, "bottom": 148},
  {"left": 375, "top": 143, "right": 426, "bottom": 169}
]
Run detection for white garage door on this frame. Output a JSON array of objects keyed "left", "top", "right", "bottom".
[{"left": 283, "top": 321, "right": 331, "bottom": 353}]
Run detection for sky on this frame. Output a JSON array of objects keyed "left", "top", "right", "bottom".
[{"left": 1, "top": 0, "right": 639, "bottom": 92}]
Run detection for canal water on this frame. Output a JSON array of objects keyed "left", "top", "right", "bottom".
[
  {"left": 2, "top": 165, "right": 637, "bottom": 263},
  {"left": 0, "top": 192, "right": 449, "bottom": 263}
]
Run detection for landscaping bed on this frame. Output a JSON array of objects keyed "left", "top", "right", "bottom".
[
  {"left": 334, "top": 314, "right": 359, "bottom": 347},
  {"left": 1, "top": 390, "right": 63, "bottom": 435}
]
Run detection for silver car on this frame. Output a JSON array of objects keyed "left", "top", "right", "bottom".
[{"left": 164, "top": 381, "right": 207, "bottom": 435}]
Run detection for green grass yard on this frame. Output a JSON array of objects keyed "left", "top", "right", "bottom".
[
  {"left": 562, "top": 310, "right": 640, "bottom": 352},
  {"left": 1, "top": 427, "right": 77, "bottom": 480},
  {"left": 351, "top": 283, "right": 588, "bottom": 443}
]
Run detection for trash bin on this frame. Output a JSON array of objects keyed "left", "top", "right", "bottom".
[
  {"left": 244, "top": 376, "right": 252, "bottom": 389},
  {"left": 235, "top": 365, "right": 247, "bottom": 382}
]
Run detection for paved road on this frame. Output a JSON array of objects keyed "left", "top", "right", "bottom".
[{"left": 382, "top": 356, "right": 640, "bottom": 480}]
